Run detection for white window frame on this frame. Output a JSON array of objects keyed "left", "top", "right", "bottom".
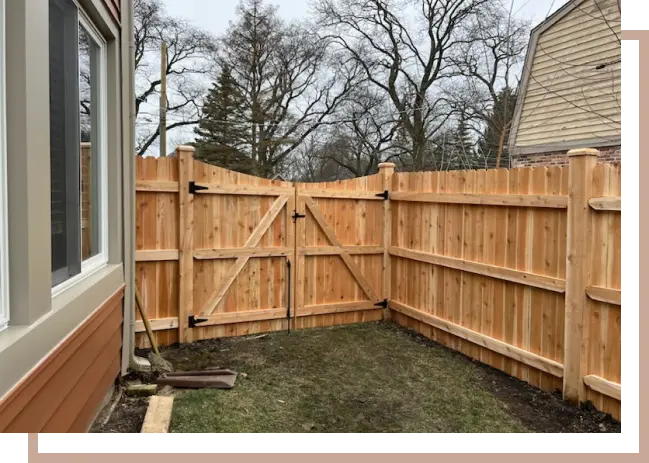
[
  {"left": 52, "top": 3, "right": 109, "bottom": 297},
  {"left": 0, "top": 0, "right": 9, "bottom": 331}
]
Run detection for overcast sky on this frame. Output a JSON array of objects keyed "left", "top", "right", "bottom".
[
  {"left": 164, "top": 0, "right": 569, "bottom": 35},
  {"left": 153, "top": 0, "right": 570, "bottom": 152}
]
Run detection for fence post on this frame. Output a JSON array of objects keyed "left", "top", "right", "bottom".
[
  {"left": 563, "top": 148, "right": 598, "bottom": 405},
  {"left": 177, "top": 145, "right": 195, "bottom": 344},
  {"left": 379, "top": 162, "right": 396, "bottom": 319}
]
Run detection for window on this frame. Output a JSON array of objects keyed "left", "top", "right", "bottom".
[
  {"left": 0, "top": 0, "right": 9, "bottom": 330},
  {"left": 50, "top": 0, "right": 108, "bottom": 290}
]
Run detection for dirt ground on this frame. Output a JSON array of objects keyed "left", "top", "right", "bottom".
[{"left": 94, "top": 321, "right": 620, "bottom": 433}]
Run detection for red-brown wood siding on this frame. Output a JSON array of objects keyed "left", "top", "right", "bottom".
[
  {"left": 0, "top": 286, "right": 125, "bottom": 432},
  {"left": 103, "top": 0, "right": 121, "bottom": 24}
]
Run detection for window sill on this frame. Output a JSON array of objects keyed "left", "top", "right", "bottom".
[{"left": 51, "top": 256, "right": 108, "bottom": 300}]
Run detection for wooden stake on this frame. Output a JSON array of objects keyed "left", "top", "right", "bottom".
[
  {"left": 159, "top": 42, "right": 167, "bottom": 157},
  {"left": 134, "top": 284, "right": 160, "bottom": 356},
  {"left": 563, "top": 148, "right": 598, "bottom": 405}
]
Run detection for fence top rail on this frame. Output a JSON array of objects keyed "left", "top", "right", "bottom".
[{"left": 389, "top": 192, "right": 569, "bottom": 208}]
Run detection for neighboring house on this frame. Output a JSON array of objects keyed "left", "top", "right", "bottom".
[
  {"left": 0, "top": 0, "right": 135, "bottom": 432},
  {"left": 508, "top": 0, "right": 621, "bottom": 167}
]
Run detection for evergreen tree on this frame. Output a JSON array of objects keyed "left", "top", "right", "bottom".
[
  {"left": 477, "top": 87, "right": 517, "bottom": 169},
  {"left": 193, "top": 65, "right": 252, "bottom": 172}
]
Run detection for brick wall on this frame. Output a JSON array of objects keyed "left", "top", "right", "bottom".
[{"left": 511, "top": 145, "right": 621, "bottom": 167}]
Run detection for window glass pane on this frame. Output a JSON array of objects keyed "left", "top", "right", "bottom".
[
  {"left": 50, "top": 0, "right": 80, "bottom": 286},
  {"left": 79, "top": 25, "right": 101, "bottom": 261}
]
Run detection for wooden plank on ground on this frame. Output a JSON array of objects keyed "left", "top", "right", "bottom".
[{"left": 141, "top": 396, "right": 174, "bottom": 433}]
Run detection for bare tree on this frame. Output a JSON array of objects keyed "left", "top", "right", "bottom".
[
  {"left": 315, "top": 0, "right": 489, "bottom": 171},
  {"left": 447, "top": 1, "right": 528, "bottom": 167},
  {"left": 316, "top": 87, "right": 403, "bottom": 177},
  {"left": 133, "top": 0, "right": 216, "bottom": 155},
  {"left": 205, "top": 0, "right": 362, "bottom": 177}
]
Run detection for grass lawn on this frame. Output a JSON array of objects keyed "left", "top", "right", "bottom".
[{"left": 161, "top": 322, "right": 619, "bottom": 433}]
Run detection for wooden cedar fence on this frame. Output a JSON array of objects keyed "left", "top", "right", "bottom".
[{"left": 135, "top": 146, "right": 621, "bottom": 420}]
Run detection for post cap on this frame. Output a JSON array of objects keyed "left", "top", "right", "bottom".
[
  {"left": 176, "top": 145, "right": 196, "bottom": 153},
  {"left": 567, "top": 148, "right": 599, "bottom": 157},
  {"left": 378, "top": 162, "right": 396, "bottom": 169}
]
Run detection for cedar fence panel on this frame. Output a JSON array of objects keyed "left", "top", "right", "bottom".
[{"left": 134, "top": 147, "right": 621, "bottom": 420}]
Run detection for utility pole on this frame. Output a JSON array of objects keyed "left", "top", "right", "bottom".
[{"left": 159, "top": 41, "right": 167, "bottom": 157}]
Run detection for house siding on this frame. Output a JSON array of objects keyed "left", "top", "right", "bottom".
[
  {"left": 512, "top": 0, "right": 621, "bottom": 152},
  {"left": 0, "top": 286, "right": 124, "bottom": 432}
]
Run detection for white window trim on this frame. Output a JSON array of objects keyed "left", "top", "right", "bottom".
[
  {"left": 52, "top": 5, "right": 109, "bottom": 298},
  {"left": 0, "top": 0, "right": 9, "bottom": 331}
]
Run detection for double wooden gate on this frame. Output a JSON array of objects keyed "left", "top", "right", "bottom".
[{"left": 135, "top": 147, "right": 391, "bottom": 345}]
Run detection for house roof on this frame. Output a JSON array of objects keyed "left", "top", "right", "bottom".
[{"left": 507, "top": 0, "right": 621, "bottom": 155}]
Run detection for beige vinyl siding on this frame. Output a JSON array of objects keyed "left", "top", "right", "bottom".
[{"left": 515, "top": 0, "right": 620, "bottom": 148}]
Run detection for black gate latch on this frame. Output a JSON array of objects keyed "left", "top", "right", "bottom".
[
  {"left": 189, "top": 181, "right": 209, "bottom": 194},
  {"left": 188, "top": 315, "right": 208, "bottom": 328},
  {"left": 292, "top": 210, "right": 306, "bottom": 223}
]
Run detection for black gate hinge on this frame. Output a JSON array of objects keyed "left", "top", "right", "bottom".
[
  {"left": 374, "top": 299, "right": 388, "bottom": 309},
  {"left": 292, "top": 210, "right": 306, "bottom": 223},
  {"left": 189, "top": 181, "right": 209, "bottom": 194},
  {"left": 188, "top": 315, "right": 208, "bottom": 328},
  {"left": 375, "top": 190, "right": 389, "bottom": 200}
]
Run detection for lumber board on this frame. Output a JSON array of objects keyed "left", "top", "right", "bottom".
[
  {"left": 194, "top": 247, "right": 293, "bottom": 260},
  {"left": 135, "top": 250, "right": 180, "bottom": 262},
  {"left": 389, "top": 300, "right": 564, "bottom": 378},
  {"left": 389, "top": 246, "right": 566, "bottom": 293},
  {"left": 588, "top": 196, "right": 621, "bottom": 211},
  {"left": 583, "top": 375, "right": 621, "bottom": 401},
  {"left": 135, "top": 317, "right": 180, "bottom": 333},
  {"left": 586, "top": 285, "right": 621, "bottom": 306},
  {"left": 136, "top": 180, "right": 180, "bottom": 193},
  {"left": 390, "top": 191, "right": 568, "bottom": 208}
]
